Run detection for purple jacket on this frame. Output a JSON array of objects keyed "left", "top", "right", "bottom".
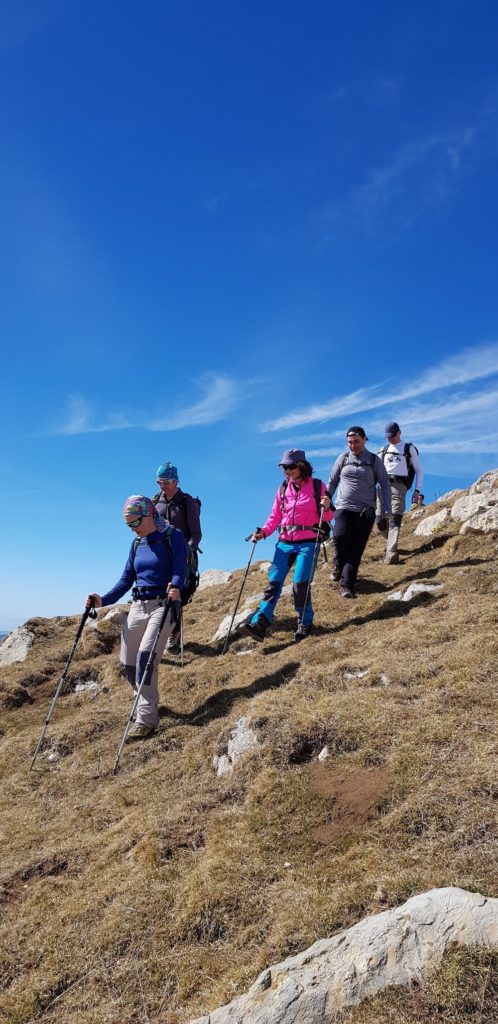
[{"left": 262, "top": 478, "right": 333, "bottom": 542}]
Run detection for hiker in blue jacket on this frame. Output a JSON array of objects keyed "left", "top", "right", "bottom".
[
  {"left": 327, "top": 427, "right": 392, "bottom": 598},
  {"left": 86, "top": 495, "right": 185, "bottom": 742}
]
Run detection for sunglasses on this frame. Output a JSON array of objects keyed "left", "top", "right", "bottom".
[
  {"left": 283, "top": 463, "right": 298, "bottom": 471},
  {"left": 126, "top": 516, "right": 143, "bottom": 528}
]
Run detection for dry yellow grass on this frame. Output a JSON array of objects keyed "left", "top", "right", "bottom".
[{"left": 0, "top": 502, "right": 497, "bottom": 1023}]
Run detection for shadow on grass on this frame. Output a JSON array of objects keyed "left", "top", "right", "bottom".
[{"left": 158, "top": 660, "right": 300, "bottom": 727}]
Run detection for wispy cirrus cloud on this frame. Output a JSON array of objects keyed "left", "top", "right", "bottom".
[
  {"left": 150, "top": 373, "right": 239, "bottom": 430},
  {"left": 261, "top": 342, "right": 498, "bottom": 433},
  {"left": 53, "top": 373, "right": 242, "bottom": 435}
]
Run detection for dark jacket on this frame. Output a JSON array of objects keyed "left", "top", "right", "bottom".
[{"left": 153, "top": 487, "right": 202, "bottom": 549}]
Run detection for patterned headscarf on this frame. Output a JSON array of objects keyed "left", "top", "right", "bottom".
[{"left": 122, "top": 495, "right": 167, "bottom": 532}]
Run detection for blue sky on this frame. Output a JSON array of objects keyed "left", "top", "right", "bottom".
[{"left": 2, "top": 0, "right": 498, "bottom": 630}]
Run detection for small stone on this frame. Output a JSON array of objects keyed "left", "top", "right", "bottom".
[
  {"left": 385, "top": 582, "right": 444, "bottom": 603},
  {"left": 379, "top": 673, "right": 391, "bottom": 687},
  {"left": 283, "top": 861, "right": 291, "bottom": 869},
  {"left": 74, "top": 681, "right": 99, "bottom": 694},
  {"left": 317, "top": 746, "right": 330, "bottom": 762}
]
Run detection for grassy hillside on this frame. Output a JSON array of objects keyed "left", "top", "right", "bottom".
[{"left": 0, "top": 498, "right": 497, "bottom": 1023}]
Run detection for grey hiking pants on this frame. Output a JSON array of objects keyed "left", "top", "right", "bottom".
[
  {"left": 376, "top": 479, "right": 408, "bottom": 559},
  {"left": 120, "top": 598, "right": 176, "bottom": 727}
]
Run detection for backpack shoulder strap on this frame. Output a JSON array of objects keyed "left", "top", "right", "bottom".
[
  {"left": 152, "top": 492, "right": 161, "bottom": 505},
  {"left": 279, "top": 479, "right": 287, "bottom": 515},
  {"left": 379, "top": 445, "right": 388, "bottom": 462},
  {"left": 312, "top": 478, "right": 322, "bottom": 518}
]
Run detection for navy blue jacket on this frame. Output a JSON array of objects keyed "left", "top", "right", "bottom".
[{"left": 101, "top": 528, "right": 185, "bottom": 606}]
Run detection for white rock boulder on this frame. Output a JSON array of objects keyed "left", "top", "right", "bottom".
[
  {"left": 213, "top": 716, "right": 260, "bottom": 777},
  {"left": 198, "top": 570, "right": 232, "bottom": 591},
  {"left": 0, "top": 626, "right": 34, "bottom": 667},
  {"left": 460, "top": 505, "right": 498, "bottom": 535},
  {"left": 469, "top": 469, "right": 498, "bottom": 495},
  {"left": 386, "top": 582, "right": 444, "bottom": 603},
  {"left": 436, "top": 488, "right": 466, "bottom": 503},
  {"left": 211, "top": 609, "right": 252, "bottom": 644},
  {"left": 414, "top": 508, "right": 450, "bottom": 536},
  {"left": 450, "top": 494, "right": 488, "bottom": 522},
  {"left": 189, "top": 887, "right": 498, "bottom": 1024}
]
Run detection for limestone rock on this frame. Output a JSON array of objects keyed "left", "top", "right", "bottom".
[
  {"left": 413, "top": 508, "right": 449, "bottom": 536},
  {"left": 259, "top": 561, "right": 272, "bottom": 572},
  {"left": 450, "top": 494, "right": 488, "bottom": 522},
  {"left": 213, "top": 717, "right": 259, "bottom": 777},
  {"left": 189, "top": 887, "right": 498, "bottom": 1024},
  {"left": 469, "top": 468, "right": 498, "bottom": 495},
  {"left": 211, "top": 609, "right": 252, "bottom": 643},
  {"left": 386, "top": 582, "right": 444, "bottom": 603},
  {"left": 102, "top": 606, "right": 128, "bottom": 625},
  {"left": 436, "top": 487, "right": 467, "bottom": 503},
  {"left": 410, "top": 506, "right": 426, "bottom": 518},
  {"left": 0, "top": 626, "right": 34, "bottom": 667},
  {"left": 460, "top": 505, "right": 498, "bottom": 534},
  {"left": 317, "top": 746, "right": 330, "bottom": 762},
  {"left": 198, "top": 570, "right": 232, "bottom": 591}
]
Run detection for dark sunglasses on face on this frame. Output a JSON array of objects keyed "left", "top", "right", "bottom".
[
  {"left": 283, "top": 463, "right": 298, "bottom": 471},
  {"left": 127, "top": 516, "right": 143, "bottom": 528}
]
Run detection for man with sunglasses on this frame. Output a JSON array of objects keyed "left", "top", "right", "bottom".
[
  {"left": 327, "top": 427, "right": 391, "bottom": 598},
  {"left": 153, "top": 462, "right": 202, "bottom": 651},
  {"left": 86, "top": 495, "right": 185, "bottom": 741}
]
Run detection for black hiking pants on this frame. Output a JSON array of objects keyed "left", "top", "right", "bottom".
[{"left": 333, "top": 507, "right": 375, "bottom": 591}]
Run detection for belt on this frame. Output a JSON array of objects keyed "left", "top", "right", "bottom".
[
  {"left": 279, "top": 524, "right": 318, "bottom": 534},
  {"left": 131, "top": 587, "right": 165, "bottom": 601},
  {"left": 388, "top": 475, "right": 408, "bottom": 483}
]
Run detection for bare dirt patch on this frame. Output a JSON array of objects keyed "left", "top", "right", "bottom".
[{"left": 312, "top": 765, "right": 391, "bottom": 845}]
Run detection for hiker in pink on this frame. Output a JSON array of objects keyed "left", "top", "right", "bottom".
[{"left": 246, "top": 449, "right": 333, "bottom": 643}]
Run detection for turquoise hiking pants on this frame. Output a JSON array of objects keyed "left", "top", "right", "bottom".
[{"left": 251, "top": 540, "right": 317, "bottom": 628}]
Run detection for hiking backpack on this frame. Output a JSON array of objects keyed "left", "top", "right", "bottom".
[
  {"left": 278, "top": 478, "right": 331, "bottom": 539},
  {"left": 153, "top": 491, "right": 202, "bottom": 524},
  {"left": 379, "top": 443, "right": 418, "bottom": 489},
  {"left": 133, "top": 525, "right": 200, "bottom": 607}
]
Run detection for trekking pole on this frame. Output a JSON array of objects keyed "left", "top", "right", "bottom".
[
  {"left": 113, "top": 598, "right": 173, "bottom": 775},
  {"left": 301, "top": 508, "right": 326, "bottom": 624},
  {"left": 221, "top": 531, "right": 260, "bottom": 655},
  {"left": 30, "top": 601, "right": 97, "bottom": 771},
  {"left": 179, "top": 605, "right": 184, "bottom": 669}
]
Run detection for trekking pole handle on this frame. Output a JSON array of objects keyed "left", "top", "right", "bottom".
[{"left": 244, "top": 527, "right": 262, "bottom": 542}]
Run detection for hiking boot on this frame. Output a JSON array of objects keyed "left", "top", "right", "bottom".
[
  {"left": 245, "top": 617, "right": 268, "bottom": 643},
  {"left": 330, "top": 570, "right": 341, "bottom": 583},
  {"left": 166, "top": 633, "right": 179, "bottom": 652},
  {"left": 125, "top": 723, "right": 156, "bottom": 743},
  {"left": 340, "top": 586, "right": 355, "bottom": 599},
  {"left": 294, "top": 622, "right": 313, "bottom": 642}
]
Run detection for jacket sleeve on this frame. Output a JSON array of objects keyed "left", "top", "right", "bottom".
[
  {"left": 327, "top": 455, "right": 345, "bottom": 499},
  {"left": 170, "top": 528, "right": 186, "bottom": 589},
  {"left": 261, "top": 488, "right": 283, "bottom": 538},
  {"left": 409, "top": 445, "right": 424, "bottom": 491},
  {"left": 101, "top": 545, "right": 136, "bottom": 606},
  {"left": 185, "top": 495, "right": 202, "bottom": 549},
  {"left": 373, "top": 456, "right": 392, "bottom": 515}
]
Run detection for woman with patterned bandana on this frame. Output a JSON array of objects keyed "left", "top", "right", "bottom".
[{"left": 86, "top": 496, "right": 185, "bottom": 742}]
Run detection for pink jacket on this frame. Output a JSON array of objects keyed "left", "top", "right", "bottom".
[{"left": 262, "top": 478, "right": 333, "bottom": 542}]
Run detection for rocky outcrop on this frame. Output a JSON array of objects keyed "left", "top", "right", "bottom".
[
  {"left": 0, "top": 626, "right": 34, "bottom": 667},
  {"left": 413, "top": 508, "right": 449, "bottom": 536},
  {"left": 198, "top": 570, "right": 233, "bottom": 591},
  {"left": 386, "top": 582, "right": 444, "bottom": 603},
  {"left": 189, "top": 887, "right": 498, "bottom": 1024},
  {"left": 213, "top": 716, "right": 260, "bottom": 777}
]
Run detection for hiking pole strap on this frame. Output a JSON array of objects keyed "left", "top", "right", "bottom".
[
  {"left": 30, "top": 602, "right": 96, "bottom": 771},
  {"left": 113, "top": 599, "right": 172, "bottom": 774},
  {"left": 221, "top": 539, "right": 258, "bottom": 654}
]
